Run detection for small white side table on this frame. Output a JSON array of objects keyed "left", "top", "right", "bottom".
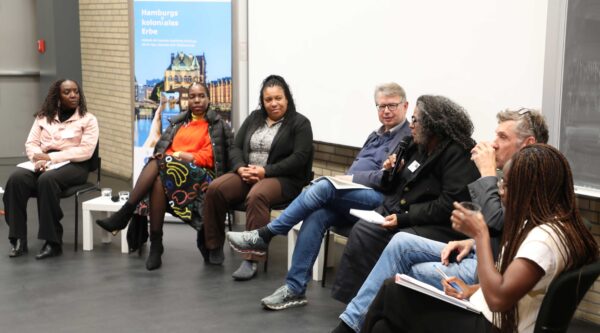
[{"left": 82, "top": 196, "right": 129, "bottom": 253}]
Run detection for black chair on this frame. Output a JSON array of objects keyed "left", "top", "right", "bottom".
[
  {"left": 60, "top": 144, "right": 101, "bottom": 252},
  {"left": 321, "top": 224, "right": 353, "bottom": 287},
  {"left": 533, "top": 259, "right": 600, "bottom": 333}
]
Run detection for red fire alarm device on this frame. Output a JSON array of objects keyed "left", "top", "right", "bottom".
[{"left": 37, "top": 39, "right": 46, "bottom": 53}]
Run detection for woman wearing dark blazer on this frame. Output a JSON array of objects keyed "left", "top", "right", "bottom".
[
  {"left": 332, "top": 95, "right": 481, "bottom": 303},
  {"left": 201, "top": 75, "right": 313, "bottom": 280}
]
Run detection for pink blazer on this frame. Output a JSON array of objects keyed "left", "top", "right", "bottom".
[{"left": 25, "top": 110, "right": 99, "bottom": 164}]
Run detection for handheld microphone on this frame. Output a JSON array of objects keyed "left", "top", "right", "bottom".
[{"left": 388, "top": 136, "right": 413, "bottom": 183}]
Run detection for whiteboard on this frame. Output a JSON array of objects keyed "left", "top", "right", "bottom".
[{"left": 248, "top": 0, "right": 548, "bottom": 147}]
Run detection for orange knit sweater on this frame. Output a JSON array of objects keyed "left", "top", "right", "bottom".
[{"left": 165, "top": 118, "right": 214, "bottom": 168}]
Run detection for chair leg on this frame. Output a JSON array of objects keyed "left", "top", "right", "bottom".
[
  {"left": 264, "top": 252, "right": 268, "bottom": 273},
  {"left": 74, "top": 195, "right": 79, "bottom": 252},
  {"left": 322, "top": 228, "right": 330, "bottom": 287},
  {"left": 227, "top": 211, "right": 234, "bottom": 231}
]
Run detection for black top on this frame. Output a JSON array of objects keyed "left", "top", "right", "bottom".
[{"left": 58, "top": 107, "right": 76, "bottom": 123}]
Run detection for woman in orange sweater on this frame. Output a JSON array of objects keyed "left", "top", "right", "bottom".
[{"left": 96, "top": 83, "right": 232, "bottom": 270}]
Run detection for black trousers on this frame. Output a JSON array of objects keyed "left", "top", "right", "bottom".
[
  {"left": 363, "top": 278, "right": 499, "bottom": 333},
  {"left": 331, "top": 220, "right": 467, "bottom": 303},
  {"left": 3, "top": 162, "right": 89, "bottom": 244}
]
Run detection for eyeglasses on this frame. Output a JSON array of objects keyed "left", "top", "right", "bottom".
[
  {"left": 376, "top": 103, "right": 402, "bottom": 112},
  {"left": 515, "top": 107, "right": 535, "bottom": 135}
]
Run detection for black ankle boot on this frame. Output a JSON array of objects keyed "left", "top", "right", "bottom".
[
  {"left": 96, "top": 202, "right": 135, "bottom": 233},
  {"left": 146, "top": 231, "right": 164, "bottom": 271}
]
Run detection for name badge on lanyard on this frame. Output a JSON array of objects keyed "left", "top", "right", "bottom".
[
  {"left": 407, "top": 160, "right": 420, "bottom": 173},
  {"left": 61, "top": 129, "right": 76, "bottom": 139}
]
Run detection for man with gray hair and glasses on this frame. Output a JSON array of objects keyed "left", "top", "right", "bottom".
[
  {"left": 332, "top": 107, "right": 549, "bottom": 333},
  {"left": 226, "top": 82, "right": 411, "bottom": 309}
]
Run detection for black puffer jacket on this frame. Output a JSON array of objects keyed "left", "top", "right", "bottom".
[{"left": 154, "top": 109, "right": 233, "bottom": 177}]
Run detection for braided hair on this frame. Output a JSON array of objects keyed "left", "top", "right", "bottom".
[
  {"left": 496, "top": 144, "right": 598, "bottom": 332},
  {"left": 35, "top": 79, "right": 87, "bottom": 123}
]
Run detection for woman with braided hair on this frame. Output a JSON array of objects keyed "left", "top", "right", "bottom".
[{"left": 357, "top": 144, "right": 598, "bottom": 333}]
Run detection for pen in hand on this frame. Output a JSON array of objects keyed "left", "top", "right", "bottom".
[{"left": 435, "top": 265, "right": 462, "bottom": 292}]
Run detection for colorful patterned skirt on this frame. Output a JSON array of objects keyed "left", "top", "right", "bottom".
[{"left": 137, "top": 155, "right": 215, "bottom": 225}]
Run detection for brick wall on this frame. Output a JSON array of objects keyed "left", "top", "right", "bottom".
[
  {"left": 79, "top": 0, "right": 133, "bottom": 179},
  {"left": 312, "top": 141, "right": 361, "bottom": 178},
  {"left": 314, "top": 141, "right": 600, "bottom": 326}
]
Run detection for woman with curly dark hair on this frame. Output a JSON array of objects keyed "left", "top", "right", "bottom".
[
  {"left": 3, "top": 79, "right": 99, "bottom": 259},
  {"left": 331, "top": 95, "right": 481, "bottom": 304},
  {"left": 413, "top": 95, "right": 476, "bottom": 151},
  {"left": 355, "top": 144, "right": 598, "bottom": 333}
]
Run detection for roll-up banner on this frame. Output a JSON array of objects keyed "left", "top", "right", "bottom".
[{"left": 133, "top": 0, "right": 232, "bottom": 184}]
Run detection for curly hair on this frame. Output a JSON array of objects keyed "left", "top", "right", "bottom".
[
  {"left": 35, "top": 79, "right": 87, "bottom": 123},
  {"left": 416, "top": 95, "right": 475, "bottom": 150},
  {"left": 496, "top": 144, "right": 598, "bottom": 332},
  {"left": 258, "top": 74, "right": 297, "bottom": 114}
]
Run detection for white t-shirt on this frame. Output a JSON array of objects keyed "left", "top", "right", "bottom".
[{"left": 470, "top": 223, "right": 567, "bottom": 333}]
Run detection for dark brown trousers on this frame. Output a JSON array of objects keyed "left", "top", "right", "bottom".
[{"left": 203, "top": 173, "right": 285, "bottom": 261}]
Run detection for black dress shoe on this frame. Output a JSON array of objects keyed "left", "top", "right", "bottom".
[
  {"left": 35, "top": 242, "right": 62, "bottom": 260},
  {"left": 9, "top": 239, "right": 28, "bottom": 258}
]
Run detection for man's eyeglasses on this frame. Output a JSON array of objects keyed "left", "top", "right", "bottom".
[
  {"left": 517, "top": 108, "right": 532, "bottom": 116},
  {"left": 515, "top": 107, "right": 533, "bottom": 131},
  {"left": 376, "top": 103, "right": 402, "bottom": 112}
]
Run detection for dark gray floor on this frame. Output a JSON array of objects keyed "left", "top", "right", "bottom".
[{"left": 0, "top": 161, "right": 598, "bottom": 332}]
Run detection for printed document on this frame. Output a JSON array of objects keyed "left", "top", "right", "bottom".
[
  {"left": 312, "top": 176, "right": 371, "bottom": 190},
  {"left": 17, "top": 161, "right": 70, "bottom": 172},
  {"left": 394, "top": 274, "right": 481, "bottom": 313},
  {"left": 349, "top": 209, "right": 385, "bottom": 225}
]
